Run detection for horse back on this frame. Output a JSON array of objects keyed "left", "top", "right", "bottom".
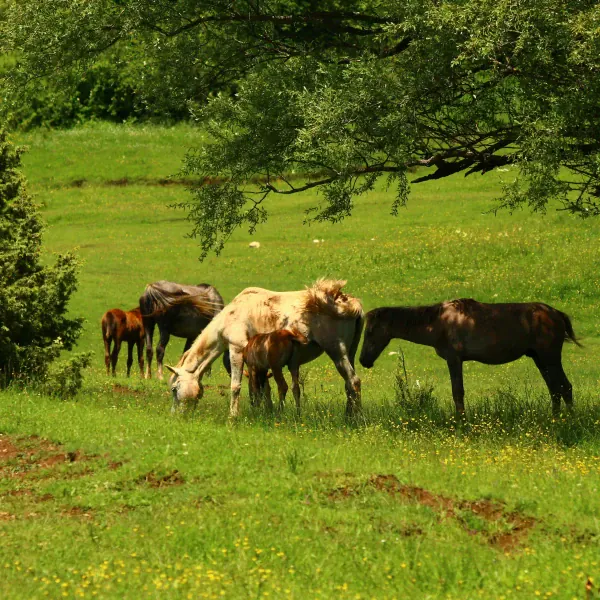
[
  {"left": 440, "top": 299, "right": 575, "bottom": 360},
  {"left": 124, "top": 307, "right": 145, "bottom": 341}
]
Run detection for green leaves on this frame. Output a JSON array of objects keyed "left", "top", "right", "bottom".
[
  {"left": 5, "top": 1, "right": 600, "bottom": 257},
  {"left": 0, "top": 130, "right": 83, "bottom": 386}
]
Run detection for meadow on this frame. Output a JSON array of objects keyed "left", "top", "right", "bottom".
[{"left": 0, "top": 123, "right": 599, "bottom": 599}]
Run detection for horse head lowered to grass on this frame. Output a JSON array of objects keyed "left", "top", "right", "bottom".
[
  {"left": 360, "top": 299, "right": 581, "bottom": 416},
  {"left": 166, "top": 279, "right": 364, "bottom": 418}
]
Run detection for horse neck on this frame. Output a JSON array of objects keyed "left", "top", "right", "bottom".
[
  {"left": 386, "top": 307, "right": 438, "bottom": 347},
  {"left": 180, "top": 314, "right": 222, "bottom": 371}
]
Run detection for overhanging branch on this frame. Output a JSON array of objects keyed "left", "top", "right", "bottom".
[{"left": 143, "top": 11, "right": 399, "bottom": 38}]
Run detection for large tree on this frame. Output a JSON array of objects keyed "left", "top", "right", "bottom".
[{"left": 3, "top": 0, "right": 600, "bottom": 258}]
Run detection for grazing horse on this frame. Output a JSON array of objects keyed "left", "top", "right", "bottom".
[
  {"left": 101, "top": 308, "right": 145, "bottom": 377},
  {"left": 166, "top": 279, "right": 364, "bottom": 418},
  {"left": 139, "top": 281, "right": 228, "bottom": 380},
  {"left": 243, "top": 329, "right": 310, "bottom": 413},
  {"left": 360, "top": 299, "right": 581, "bottom": 415}
]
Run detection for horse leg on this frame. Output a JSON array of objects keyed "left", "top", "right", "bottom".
[
  {"left": 104, "top": 336, "right": 112, "bottom": 376},
  {"left": 228, "top": 349, "right": 244, "bottom": 419},
  {"left": 324, "top": 346, "right": 362, "bottom": 417},
  {"left": 156, "top": 328, "right": 170, "bottom": 381},
  {"left": 446, "top": 357, "right": 465, "bottom": 414},
  {"left": 557, "top": 364, "right": 574, "bottom": 412},
  {"left": 144, "top": 321, "right": 155, "bottom": 379},
  {"left": 270, "top": 367, "right": 286, "bottom": 413},
  {"left": 533, "top": 356, "right": 573, "bottom": 416},
  {"left": 289, "top": 364, "right": 301, "bottom": 416},
  {"left": 247, "top": 367, "right": 258, "bottom": 407},
  {"left": 110, "top": 340, "right": 121, "bottom": 377},
  {"left": 126, "top": 342, "right": 134, "bottom": 377},
  {"left": 222, "top": 349, "right": 232, "bottom": 376},
  {"left": 263, "top": 375, "right": 272, "bottom": 408},
  {"left": 137, "top": 340, "right": 144, "bottom": 377}
]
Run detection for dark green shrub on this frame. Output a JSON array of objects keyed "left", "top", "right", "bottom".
[
  {"left": 44, "top": 352, "right": 93, "bottom": 399},
  {"left": 0, "top": 129, "right": 84, "bottom": 387}
]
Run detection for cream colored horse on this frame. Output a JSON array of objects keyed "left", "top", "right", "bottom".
[{"left": 166, "top": 279, "right": 364, "bottom": 418}]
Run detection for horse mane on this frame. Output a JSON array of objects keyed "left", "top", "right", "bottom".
[
  {"left": 141, "top": 282, "right": 222, "bottom": 318},
  {"left": 303, "top": 278, "right": 363, "bottom": 319}
]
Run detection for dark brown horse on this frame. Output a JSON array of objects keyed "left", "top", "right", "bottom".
[
  {"left": 359, "top": 299, "right": 581, "bottom": 415},
  {"left": 101, "top": 308, "right": 145, "bottom": 377},
  {"left": 139, "top": 281, "right": 229, "bottom": 380},
  {"left": 243, "top": 329, "right": 309, "bottom": 412}
]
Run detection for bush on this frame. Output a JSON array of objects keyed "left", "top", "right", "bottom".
[
  {"left": 44, "top": 352, "right": 93, "bottom": 399},
  {"left": 1, "top": 48, "right": 193, "bottom": 131},
  {"left": 0, "top": 129, "right": 85, "bottom": 386}
]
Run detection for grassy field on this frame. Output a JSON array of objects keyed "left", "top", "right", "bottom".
[{"left": 1, "top": 123, "right": 599, "bottom": 599}]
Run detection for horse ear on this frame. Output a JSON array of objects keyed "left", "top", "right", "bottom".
[{"left": 165, "top": 365, "right": 181, "bottom": 376}]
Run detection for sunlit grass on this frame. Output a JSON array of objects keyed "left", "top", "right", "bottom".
[{"left": 1, "top": 123, "right": 599, "bottom": 599}]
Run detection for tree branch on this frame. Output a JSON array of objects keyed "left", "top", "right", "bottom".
[{"left": 142, "top": 11, "right": 399, "bottom": 38}]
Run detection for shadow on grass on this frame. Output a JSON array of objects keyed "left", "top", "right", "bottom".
[
  {"left": 241, "top": 353, "right": 600, "bottom": 448},
  {"left": 37, "top": 365, "right": 599, "bottom": 448}
]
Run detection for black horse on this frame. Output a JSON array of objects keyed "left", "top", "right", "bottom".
[{"left": 139, "top": 281, "right": 230, "bottom": 379}]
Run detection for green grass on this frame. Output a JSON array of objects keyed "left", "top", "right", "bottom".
[{"left": 1, "top": 123, "right": 599, "bottom": 599}]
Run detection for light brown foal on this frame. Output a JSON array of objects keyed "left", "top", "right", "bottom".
[{"left": 242, "top": 329, "right": 309, "bottom": 412}]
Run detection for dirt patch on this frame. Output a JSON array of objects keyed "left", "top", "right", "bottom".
[
  {"left": 369, "top": 474, "right": 536, "bottom": 552},
  {"left": 1, "top": 488, "right": 34, "bottom": 497},
  {"left": 327, "top": 485, "right": 357, "bottom": 501},
  {"left": 112, "top": 384, "right": 144, "bottom": 397},
  {"left": 327, "top": 473, "right": 536, "bottom": 552},
  {"left": 371, "top": 474, "right": 455, "bottom": 515},
  {"left": 106, "top": 177, "right": 130, "bottom": 186},
  {"left": 0, "top": 488, "right": 54, "bottom": 503},
  {"left": 0, "top": 435, "right": 99, "bottom": 483},
  {"left": 0, "top": 437, "right": 21, "bottom": 460},
  {"left": 62, "top": 506, "right": 94, "bottom": 519},
  {"left": 137, "top": 469, "right": 185, "bottom": 488}
]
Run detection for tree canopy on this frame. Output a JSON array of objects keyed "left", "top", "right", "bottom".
[{"left": 3, "top": 1, "right": 600, "bottom": 258}]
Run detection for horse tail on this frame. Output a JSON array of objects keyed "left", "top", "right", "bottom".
[
  {"left": 101, "top": 311, "right": 116, "bottom": 342},
  {"left": 139, "top": 286, "right": 158, "bottom": 319},
  {"left": 304, "top": 278, "right": 364, "bottom": 319},
  {"left": 139, "top": 283, "right": 172, "bottom": 317},
  {"left": 560, "top": 310, "right": 583, "bottom": 347}
]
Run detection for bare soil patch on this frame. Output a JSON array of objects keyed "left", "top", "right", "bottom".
[
  {"left": 112, "top": 384, "right": 144, "bottom": 397},
  {"left": 0, "top": 437, "right": 21, "bottom": 460},
  {"left": 0, "top": 434, "right": 104, "bottom": 484},
  {"left": 371, "top": 474, "right": 535, "bottom": 552},
  {"left": 62, "top": 506, "right": 94, "bottom": 520},
  {"left": 327, "top": 473, "right": 536, "bottom": 552},
  {"left": 137, "top": 469, "right": 185, "bottom": 488}
]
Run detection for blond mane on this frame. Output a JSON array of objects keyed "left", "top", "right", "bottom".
[{"left": 303, "top": 278, "right": 363, "bottom": 319}]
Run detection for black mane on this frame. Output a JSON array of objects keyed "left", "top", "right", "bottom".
[{"left": 368, "top": 304, "right": 444, "bottom": 329}]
